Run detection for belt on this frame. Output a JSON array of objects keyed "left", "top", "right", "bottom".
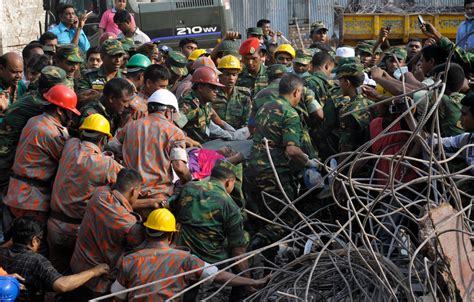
[
  {"left": 50, "top": 210, "right": 82, "bottom": 225},
  {"left": 10, "top": 173, "right": 52, "bottom": 189}
]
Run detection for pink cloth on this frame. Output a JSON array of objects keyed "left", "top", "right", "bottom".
[
  {"left": 191, "top": 149, "right": 225, "bottom": 180},
  {"left": 99, "top": 8, "right": 136, "bottom": 36}
]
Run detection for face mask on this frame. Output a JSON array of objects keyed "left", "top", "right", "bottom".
[
  {"left": 295, "top": 71, "right": 310, "bottom": 78},
  {"left": 466, "top": 14, "right": 474, "bottom": 20}
]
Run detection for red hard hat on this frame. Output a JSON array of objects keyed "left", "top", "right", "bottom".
[
  {"left": 43, "top": 85, "right": 80, "bottom": 115},
  {"left": 191, "top": 66, "right": 224, "bottom": 87}
]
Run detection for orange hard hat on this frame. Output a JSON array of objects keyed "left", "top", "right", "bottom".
[
  {"left": 191, "top": 66, "right": 224, "bottom": 87},
  {"left": 43, "top": 84, "right": 80, "bottom": 115}
]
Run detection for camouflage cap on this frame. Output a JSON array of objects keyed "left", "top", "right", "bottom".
[
  {"left": 385, "top": 46, "right": 407, "bottom": 61},
  {"left": 40, "top": 66, "right": 68, "bottom": 85},
  {"left": 310, "top": 21, "right": 328, "bottom": 33},
  {"left": 56, "top": 44, "right": 84, "bottom": 63},
  {"left": 120, "top": 37, "right": 136, "bottom": 52},
  {"left": 167, "top": 51, "right": 188, "bottom": 76},
  {"left": 267, "top": 64, "right": 288, "bottom": 79},
  {"left": 101, "top": 39, "right": 126, "bottom": 56},
  {"left": 360, "top": 40, "right": 383, "bottom": 54},
  {"left": 333, "top": 57, "right": 361, "bottom": 73},
  {"left": 294, "top": 49, "right": 314, "bottom": 65},
  {"left": 217, "top": 40, "right": 241, "bottom": 57},
  {"left": 355, "top": 42, "right": 373, "bottom": 55},
  {"left": 246, "top": 27, "right": 263, "bottom": 36},
  {"left": 335, "top": 62, "right": 364, "bottom": 78}
]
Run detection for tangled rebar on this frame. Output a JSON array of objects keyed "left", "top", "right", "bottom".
[{"left": 90, "top": 31, "right": 474, "bottom": 302}]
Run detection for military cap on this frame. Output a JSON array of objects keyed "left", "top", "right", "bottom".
[
  {"left": 333, "top": 57, "right": 360, "bottom": 73},
  {"left": 385, "top": 47, "right": 407, "bottom": 61},
  {"left": 267, "top": 64, "right": 288, "bottom": 79},
  {"left": 355, "top": 42, "right": 373, "bottom": 55},
  {"left": 56, "top": 44, "right": 83, "bottom": 63},
  {"left": 217, "top": 40, "right": 240, "bottom": 57},
  {"left": 166, "top": 51, "right": 188, "bottom": 76},
  {"left": 239, "top": 38, "right": 260, "bottom": 56},
  {"left": 294, "top": 49, "right": 314, "bottom": 65},
  {"left": 247, "top": 27, "right": 263, "bottom": 36},
  {"left": 119, "top": 37, "right": 136, "bottom": 52},
  {"left": 40, "top": 66, "right": 68, "bottom": 85},
  {"left": 101, "top": 39, "right": 126, "bottom": 56},
  {"left": 310, "top": 21, "right": 328, "bottom": 33},
  {"left": 360, "top": 40, "right": 382, "bottom": 54},
  {"left": 335, "top": 62, "right": 364, "bottom": 78}
]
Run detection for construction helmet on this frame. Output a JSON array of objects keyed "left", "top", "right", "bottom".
[
  {"left": 188, "top": 49, "right": 207, "bottom": 61},
  {"left": 43, "top": 85, "right": 80, "bottom": 115},
  {"left": 0, "top": 276, "right": 20, "bottom": 302},
  {"left": 192, "top": 66, "right": 224, "bottom": 87},
  {"left": 274, "top": 44, "right": 296, "bottom": 59},
  {"left": 126, "top": 54, "right": 152, "bottom": 73},
  {"left": 143, "top": 208, "right": 177, "bottom": 233},
  {"left": 148, "top": 89, "right": 179, "bottom": 113},
  {"left": 79, "top": 113, "right": 112, "bottom": 138},
  {"left": 217, "top": 55, "right": 241, "bottom": 70}
]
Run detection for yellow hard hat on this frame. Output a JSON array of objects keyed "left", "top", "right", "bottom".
[
  {"left": 188, "top": 49, "right": 207, "bottom": 61},
  {"left": 217, "top": 55, "right": 241, "bottom": 70},
  {"left": 143, "top": 208, "right": 177, "bottom": 233},
  {"left": 79, "top": 113, "right": 112, "bottom": 138},
  {"left": 274, "top": 44, "right": 296, "bottom": 59}
]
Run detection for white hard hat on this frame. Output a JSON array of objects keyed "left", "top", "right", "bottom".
[
  {"left": 148, "top": 89, "right": 179, "bottom": 113},
  {"left": 335, "top": 47, "right": 355, "bottom": 58}
]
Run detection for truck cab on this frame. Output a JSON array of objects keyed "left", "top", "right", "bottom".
[{"left": 44, "top": 0, "right": 233, "bottom": 48}]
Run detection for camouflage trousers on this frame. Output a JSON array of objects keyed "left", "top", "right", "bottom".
[{"left": 244, "top": 171, "right": 298, "bottom": 247}]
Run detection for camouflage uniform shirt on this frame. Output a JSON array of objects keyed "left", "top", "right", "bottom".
[
  {"left": 178, "top": 90, "right": 213, "bottom": 143},
  {"left": 338, "top": 94, "right": 374, "bottom": 152},
  {"left": 236, "top": 64, "right": 268, "bottom": 97},
  {"left": 0, "top": 92, "right": 48, "bottom": 189},
  {"left": 76, "top": 68, "right": 123, "bottom": 91},
  {"left": 247, "top": 96, "right": 303, "bottom": 181},
  {"left": 174, "top": 178, "right": 248, "bottom": 264},
  {"left": 213, "top": 86, "right": 252, "bottom": 129}
]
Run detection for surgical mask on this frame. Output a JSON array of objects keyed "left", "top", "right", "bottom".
[
  {"left": 295, "top": 71, "right": 310, "bottom": 78},
  {"left": 466, "top": 13, "right": 474, "bottom": 20}
]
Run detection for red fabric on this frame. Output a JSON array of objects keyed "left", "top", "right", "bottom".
[
  {"left": 239, "top": 38, "right": 260, "bottom": 55},
  {"left": 192, "top": 149, "right": 225, "bottom": 180},
  {"left": 370, "top": 117, "right": 417, "bottom": 185}
]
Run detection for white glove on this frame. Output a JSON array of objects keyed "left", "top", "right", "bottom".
[
  {"left": 231, "top": 127, "right": 250, "bottom": 141},
  {"left": 305, "top": 158, "right": 320, "bottom": 169}
]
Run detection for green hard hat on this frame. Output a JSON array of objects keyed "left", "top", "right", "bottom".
[{"left": 126, "top": 54, "right": 152, "bottom": 73}]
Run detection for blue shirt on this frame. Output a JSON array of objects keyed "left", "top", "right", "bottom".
[
  {"left": 49, "top": 22, "right": 90, "bottom": 53},
  {"left": 456, "top": 19, "right": 474, "bottom": 51}
]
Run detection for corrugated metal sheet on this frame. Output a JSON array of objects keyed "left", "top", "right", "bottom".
[
  {"left": 230, "top": 0, "right": 289, "bottom": 38},
  {"left": 288, "top": 0, "right": 308, "bottom": 21}
]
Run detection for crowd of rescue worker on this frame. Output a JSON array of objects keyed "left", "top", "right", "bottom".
[{"left": 0, "top": 0, "right": 473, "bottom": 301}]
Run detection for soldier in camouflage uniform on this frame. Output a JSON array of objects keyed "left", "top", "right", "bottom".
[
  {"left": 173, "top": 164, "right": 249, "bottom": 264},
  {"left": 245, "top": 74, "right": 319, "bottom": 249},
  {"left": 306, "top": 51, "right": 335, "bottom": 107},
  {"left": 165, "top": 51, "right": 188, "bottom": 93},
  {"left": 213, "top": 55, "right": 252, "bottom": 130},
  {"left": 74, "top": 78, "right": 135, "bottom": 136},
  {"left": 236, "top": 38, "right": 268, "bottom": 97},
  {"left": 355, "top": 41, "right": 377, "bottom": 70},
  {"left": 336, "top": 63, "right": 374, "bottom": 158},
  {"left": 177, "top": 66, "right": 225, "bottom": 143},
  {"left": 53, "top": 44, "right": 82, "bottom": 90},
  {"left": 382, "top": 46, "right": 408, "bottom": 78},
  {"left": 0, "top": 66, "right": 69, "bottom": 192},
  {"left": 77, "top": 39, "right": 125, "bottom": 91}
]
